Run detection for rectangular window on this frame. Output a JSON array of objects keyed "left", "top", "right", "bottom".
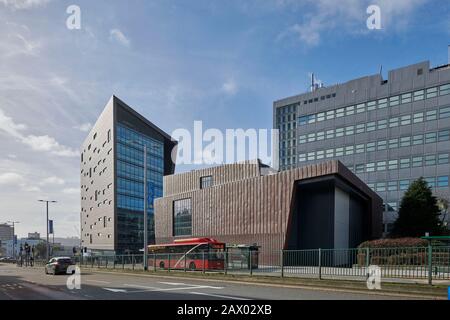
[
  {"left": 335, "top": 148, "right": 344, "bottom": 157},
  {"left": 400, "top": 158, "right": 410, "bottom": 169},
  {"left": 413, "top": 134, "right": 423, "bottom": 145},
  {"left": 413, "top": 90, "right": 424, "bottom": 101},
  {"left": 389, "top": 117, "right": 399, "bottom": 128},
  {"left": 401, "top": 92, "right": 412, "bottom": 104},
  {"left": 400, "top": 136, "right": 411, "bottom": 147},
  {"left": 413, "top": 112, "right": 424, "bottom": 123},
  {"left": 439, "top": 84, "right": 450, "bottom": 96},
  {"left": 399, "top": 180, "right": 410, "bottom": 191},
  {"left": 316, "top": 131, "right": 325, "bottom": 141},
  {"left": 425, "top": 132, "right": 437, "bottom": 144},
  {"left": 326, "top": 149, "right": 334, "bottom": 158},
  {"left": 326, "top": 129, "right": 335, "bottom": 139},
  {"left": 377, "top": 140, "right": 387, "bottom": 150},
  {"left": 388, "top": 160, "right": 398, "bottom": 170},
  {"left": 299, "top": 154, "right": 306, "bottom": 162},
  {"left": 316, "top": 150, "right": 325, "bottom": 160},
  {"left": 307, "top": 114, "right": 316, "bottom": 124},
  {"left": 345, "top": 146, "right": 354, "bottom": 155},
  {"left": 367, "top": 101, "right": 377, "bottom": 111},
  {"left": 345, "top": 125, "right": 354, "bottom": 136},
  {"left": 425, "top": 155, "right": 436, "bottom": 166},
  {"left": 307, "top": 133, "right": 316, "bottom": 142},
  {"left": 377, "top": 161, "right": 386, "bottom": 171},
  {"left": 355, "top": 144, "right": 365, "bottom": 154},
  {"left": 299, "top": 116, "right": 308, "bottom": 125},
  {"left": 355, "top": 164, "right": 365, "bottom": 173},
  {"left": 317, "top": 112, "right": 325, "bottom": 122},
  {"left": 389, "top": 138, "right": 399, "bottom": 149},
  {"left": 336, "top": 108, "right": 345, "bottom": 118},
  {"left": 376, "top": 182, "right": 386, "bottom": 192},
  {"left": 356, "top": 103, "right": 365, "bottom": 113},
  {"left": 440, "top": 106, "right": 450, "bottom": 119},
  {"left": 200, "top": 176, "right": 213, "bottom": 189},
  {"left": 400, "top": 115, "right": 411, "bottom": 126},
  {"left": 426, "top": 87, "right": 438, "bottom": 98},
  {"left": 366, "top": 163, "right": 375, "bottom": 172},
  {"left": 437, "top": 176, "right": 449, "bottom": 188},
  {"left": 388, "top": 181, "right": 398, "bottom": 191},
  {"left": 299, "top": 135, "right": 307, "bottom": 144},
  {"left": 335, "top": 127, "right": 344, "bottom": 137},
  {"left": 367, "top": 122, "right": 376, "bottom": 132},
  {"left": 389, "top": 96, "right": 400, "bottom": 106},
  {"left": 439, "top": 130, "right": 450, "bottom": 142},
  {"left": 326, "top": 110, "right": 335, "bottom": 120},
  {"left": 425, "top": 177, "right": 436, "bottom": 188},
  {"left": 346, "top": 105, "right": 355, "bottom": 116},
  {"left": 107, "top": 129, "right": 111, "bottom": 143},
  {"left": 378, "top": 98, "right": 388, "bottom": 109},
  {"left": 173, "top": 198, "right": 192, "bottom": 236},
  {"left": 438, "top": 153, "right": 449, "bottom": 165},
  {"left": 307, "top": 152, "right": 316, "bottom": 161},
  {"left": 377, "top": 119, "right": 387, "bottom": 130},
  {"left": 426, "top": 110, "right": 437, "bottom": 121},
  {"left": 366, "top": 142, "right": 376, "bottom": 152},
  {"left": 412, "top": 156, "right": 423, "bottom": 167},
  {"left": 356, "top": 124, "right": 365, "bottom": 134}
]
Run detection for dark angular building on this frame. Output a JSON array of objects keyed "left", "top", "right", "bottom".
[
  {"left": 80, "top": 96, "right": 177, "bottom": 254},
  {"left": 154, "top": 160, "right": 383, "bottom": 262}
]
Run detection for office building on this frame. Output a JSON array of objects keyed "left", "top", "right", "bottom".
[
  {"left": 154, "top": 160, "right": 382, "bottom": 262},
  {"left": 0, "top": 223, "right": 13, "bottom": 242},
  {"left": 274, "top": 60, "right": 450, "bottom": 234},
  {"left": 80, "top": 96, "right": 177, "bottom": 254}
]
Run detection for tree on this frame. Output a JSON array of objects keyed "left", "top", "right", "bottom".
[{"left": 391, "top": 177, "right": 445, "bottom": 237}]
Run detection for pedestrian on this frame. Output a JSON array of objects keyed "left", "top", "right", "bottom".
[{"left": 30, "top": 246, "right": 34, "bottom": 267}]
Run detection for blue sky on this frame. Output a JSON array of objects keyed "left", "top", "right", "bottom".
[{"left": 0, "top": 0, "right": 449, "bottom": 237}]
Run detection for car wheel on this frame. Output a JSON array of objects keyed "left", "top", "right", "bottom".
[{"left": 189, "top": 262, "right": 196, "bottom": 271}]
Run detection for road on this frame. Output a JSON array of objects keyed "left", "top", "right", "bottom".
[{"left": 0, "top": 263, "right": 416, "bottom": 300}]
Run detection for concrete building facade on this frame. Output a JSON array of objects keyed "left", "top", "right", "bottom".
[
  {"left": 154, "top": 160, "right": 383, "bottom": 262},
  {"left": 80, "top": 96, "right": 177, "bottom": 254},
  {"left": 274, "top": 61, "right": 450, "bottom": 234},
  {"left": 0, "top": 224, "right": 13, "bottom": 242}
]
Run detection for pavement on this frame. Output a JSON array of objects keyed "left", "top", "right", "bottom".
[{"left": 0, "top": 263, "right": 440, "bottom": 300}]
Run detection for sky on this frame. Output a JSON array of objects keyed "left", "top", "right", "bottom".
[{"left": 0, "top": 0, "right": 449, "bottom": 238}]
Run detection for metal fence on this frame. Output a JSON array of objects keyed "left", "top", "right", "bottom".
[{"left": 72, "top": 246, "right": 450, "bottom": 284}]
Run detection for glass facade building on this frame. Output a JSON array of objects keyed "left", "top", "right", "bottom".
[
  {"left": 274, "top": 61, "right": 450, "bottom": 235},
  {"left": 80, "top": 96, "right": 176, "bottom": 254}
]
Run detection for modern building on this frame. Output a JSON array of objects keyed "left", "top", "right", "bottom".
[
  {"left": 0, "top": 223, "right": 13, "bottom": 242},
  {"left": 27, "top": 232, "right": 40, "bottom": 240},
  {"left": 80, "top": 96, "right": 177, "bottom": 254},
  {"left": 274, "top": 60, "right": 450, "bottom": 234},
  {"left": 154, "top": 160, "right": 383, "bottom": 262}
]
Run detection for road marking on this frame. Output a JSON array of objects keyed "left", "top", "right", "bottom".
[
  {"left": 158, "top": 281, "right": 188, "bottom": 286},
  {"left": 104, "top": 288, "right": 128, "bottom": 293},
  {"left": 86, "top": 279, "right": 110, "bottom": 284},
  {"left": 123, "top": 284, "right": 160, "bottom": 290},
  {"left": 189, "top": 291, "right": 249, "bottom": 300}
]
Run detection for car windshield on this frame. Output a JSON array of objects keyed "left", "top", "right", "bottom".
[{"left": 58, "top": 259, "right": 73, "bottom": 264}]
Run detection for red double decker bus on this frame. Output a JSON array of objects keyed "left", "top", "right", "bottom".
[{"left": 148, "top": 238, "right": 225, "bottom": 271}]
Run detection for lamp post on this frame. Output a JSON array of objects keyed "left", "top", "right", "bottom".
[
  {"left": 38, "top": 200, "right": 57, "bottom": 261},
  {"left": 6, "top": 221, "right": 19, "bottom": 259}
]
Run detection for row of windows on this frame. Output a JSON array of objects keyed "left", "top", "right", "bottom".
[
  {"left": 117, "top": 123, "right": 164, "bottom": 158},
  {"left": 117, "top": 143, "right": 164, "bottom": 173},
  {"left": 294, "top": 128, "right": 450, "bottom": 165},
  {"left": 117, "top": 177, "right": 163, "bottom": 200},
  {"left": 297, "top": 107, "right": 450, "bottom": 145},
  {"left": 116, "top": 160, "right": 163, "bottom": 187},
  {"left": 296, "top": 84, "right": 450, "bottom": 127},
  {"left": 366, "top": 176, "right": 449, "bottom": 192},
  {"left": 117, "top": 194, "right": 155, "bottom": 213}
]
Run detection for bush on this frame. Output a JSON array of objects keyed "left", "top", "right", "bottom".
[{"left": 358, "top": 237, "right": 428, "bottom": 249}]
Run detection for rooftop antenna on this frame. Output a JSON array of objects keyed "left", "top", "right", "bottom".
[{"left": 310, "top": 73, "right": 315, "bottom": 92}]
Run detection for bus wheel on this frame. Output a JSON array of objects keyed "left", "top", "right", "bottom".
[
  {"left": 159, "top": 261, "right": 165, "bottom": 269},
  {"left": 189, "top": 262, "right": 196, "bottom": 271}
]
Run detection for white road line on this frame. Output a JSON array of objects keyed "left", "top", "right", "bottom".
[
  {"left": 189, "top": 291, "right": 249, "bottom": 300},
  {"left": 158, "top": 282, "right": 187, "bottom": 286},
  {"left": 86, "top": 279, "right": 111, "bottom": 284},
  {"left": 123, "top": 284, "right": 159, "bottom": 290}
]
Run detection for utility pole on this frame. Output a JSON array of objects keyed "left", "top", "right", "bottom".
[
  {"left": 7, "top": 221, "right": 19, "bottom": 259},
  {"left": 38, "top": 200, "right": 57, "bottom": 261}
]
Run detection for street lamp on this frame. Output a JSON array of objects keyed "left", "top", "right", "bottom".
[
  {"left": 38, "top": 200, "right": 57, "bottom": 261},
  {"left": 127, "top": 140, "right": 160, "bottom": 271},
  {"left": 6, "top": 221, "right": 19, "bottom": 259}
]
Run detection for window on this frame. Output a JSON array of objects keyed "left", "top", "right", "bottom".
[
  {"left": 307, "top": 114, "right": 316, "bottom": 124},
  {"left": 388, "top": 181, "right": 398, "bottom": 191},
  {"left": 439, "top": 84, "right": 450, "bottom": 96},
  {"left": 356, "top": 103, "right": 365, "bottom": 113},
  {"left": 378, "top": 98, "right": 388, "bottom": 109},
  {"left": 299, "top": 135, "right": 307, "bottom": 144},
  {"left": 356, "top": 144, "right": 365, "bottom": 154},
  {"left": 377, "top": 119, "right": 387, "bottom": 130},
  {"left": 439, "top": 130, "right": 450, "bottom": 142},
  {"left": 425, "top": 155, "right": 436, "bottom": 166},
  {"left": 107, "top": 129, "right": 111, "bottom": 143},
  {"left": 366, "top": 163, "right": 375, "bottom": 172},
  {"left": 200, "top": 176, "right": 213, "bottom": 189},
  {"left": 299, "top": 154, "right": 306, "bottom": 162},
  {"left": 307, "top": 133, "right": 316, "bottom": 142},
  {"left": 356, "top": 124, "right": 365, "bottom": 134},
  {"left": 366, "top": 142, "right": 376, "bottom": 152},
  {"left": 438, "top": 153, "right": 449, "bottom": 165},
  {"left": 377, "top": 161, "right": 386, "bottom": 171},
  {"left": 335, "top": 148, "right": 344, "bottom": 157},
  {"left": 316, "top": 131, "right": 325, "bottom": 141},
  {"left": 389, "top": 138, "right": 399, "bottom": 149},
  {"left": 376, "top": 182, "right": 386, "bottom": 192},
  {"left": 307, "top": 152, "right": 316, "bottom": 161},
  {"left": 367, "top": 101, "right": 376, "bottom": 111},
  {"left": 345, "top": 125, "right": 354, "bottom": 136},
  {"left": 401, "top": 93, "right": 412, "bottom": 104},
  {"left": 326, "top": 110, "right": 335, "bottom": 120},
  {"left": 413, "top": 90, "right": 424, "bottom": 101},
  {"left": 326, "top": 149, "right": 334, "bottom": 158},
  {"left": 336, "top": 108, "right": 345, "bottom": 118},
  {"left": 377, "top": 140, "right": 387, "bottom": 151},
  {"left": 335, "top": 127, "right": 344, "bottom": 137},
  {"left": 425, "top": 132, "right": 437, "bottom": 144},
  {"left": 317, "top": 112, "right": 325, "bottom": 122},
  {"left": 400, "top": 115, "right": 411, "bottom": 126},
  {"left": 389, "top": 117, "right": 399, "bottom": 128},
  {"left": 400, "top": 158, "right": 410, "bottom": 169},
  {"left": 326, "top": 129, "right": 335, "bottom": 139},
  {"left": 412, "top": 156, "right": 423, "bottom": 167},
  {"left": 355, "top": 164, "right": 365, "bottom": 173},
  {"left": 437, "top": 176, "right": 449, "bottom": 188},
  {"left": 426, "top": 110, "right": 437, "bottom": 121},
  {"left": 440, "top": 106, "right": 450, "bottom": 119},
  {"left": 316, "top": 150, "right": 325, "bottom": 160},
  {"left": 173, "top": 198, "right": 192, "bottom": 236},
  {"left": 399, "top": 180, "right": 410, "bottom": 191},
  {"left": 346, "top": 105, "right": 355, "bottom": 116},
  {"left": 400, "top": 136, "right": 411, "bottom": 147},
  {"left": 345, "top": 146, "right": 354, "bottom": 155},
  {"left": 299, "top": 116, "right": 308, "bottom": 125},
  {"left": 388, "top": 160, "right": 398, "bottom": 170},
  {"left": 413, "top": 112, "right": 424, "bottom": 123},
  {"left": 426, "top": 87, "right": 438, "bottom": 98},
  {"left": 367, "top": 122, "right": 376, "bottom": 132},
  {"left": 389, "top": 96, "right": 400, "bottom": 106},
  {"left": 412, "top": 134, "right": 423, "bottom": 145}
]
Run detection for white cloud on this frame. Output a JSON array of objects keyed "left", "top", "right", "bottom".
[
  {"left": 222, "top": 79, "right": 238, "bottom": 95},
  {"left": 74, "top": 122, "right": 92, "bottom": 132},
  {"left": 0, "top": 0, "right": 51, "bottom": 10},
  {"left": 40, "top": 176, "right": 65, "bottom": 186},
  {"left": 0, "top": 108, "right": 79, "bottom": 157},
  {"left": 0, "top": 172, "right": 25, "bottom": 185},
  {"left": 110, "top": 29, "right": 130, "bottom": 47},
  {"left": 62, "top": 188, "right": 79, "bottom": 195}
]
